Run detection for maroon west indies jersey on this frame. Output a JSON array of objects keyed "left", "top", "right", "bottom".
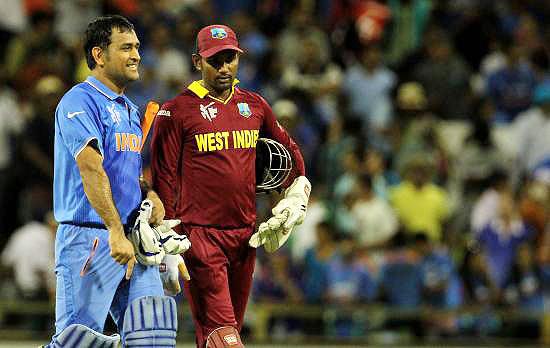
[{"left": 150, "top": 80, "right": 305, "bottom": 229}]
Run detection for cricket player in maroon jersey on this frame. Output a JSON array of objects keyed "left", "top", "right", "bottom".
[{"left": 150, "top": 24, "right": 311, "bottom": 348}]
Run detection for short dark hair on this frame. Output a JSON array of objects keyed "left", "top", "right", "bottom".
[{"left": 84, "top": 15, "right": 134, "bottom": 69}]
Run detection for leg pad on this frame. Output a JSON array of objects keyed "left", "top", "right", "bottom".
[
  {"left": 122, "top": 295, "right": 177, "bottom": 347},
  {"left": 49, "top": 323, "right": 120, "bottom": 348}
]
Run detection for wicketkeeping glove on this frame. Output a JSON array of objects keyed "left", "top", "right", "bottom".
[
  {"left": 249, "top": 176, "right": 311, "bottom": 252},
  {"left": 160, "top": 254, "right": 190, "bottom": 296},
  {"left": 130, "top": 199, "right": 165, "bottom": 265}
]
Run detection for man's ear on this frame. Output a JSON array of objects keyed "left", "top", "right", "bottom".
[
  {"left": 192, "top": 54, "right": 202, "bottom": 71},
  {"left": 92, "top": 46, "right": 105, "bottom": 67}
]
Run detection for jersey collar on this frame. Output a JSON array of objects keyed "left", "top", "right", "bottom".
[
  {"left": 85, "top": 76, "right": 138, "bottom": 111},
  {"left": 85, "top": 76, "right": 121, "bottom": 100},
  {"left": 188, "top": 79, "right": 239, "bottom": 104}
]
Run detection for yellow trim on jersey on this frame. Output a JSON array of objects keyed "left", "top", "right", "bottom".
[{"left": 187, "top": 79, "right": 239, "bottom": 105}]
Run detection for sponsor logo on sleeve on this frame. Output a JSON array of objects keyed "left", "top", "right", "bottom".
[{"left": 157, "top": 109, "right": 171, "bottom": 117}]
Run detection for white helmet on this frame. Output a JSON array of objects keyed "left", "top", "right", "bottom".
[{"left": 255, "top": 138, "right": 293, "bottom": 193}]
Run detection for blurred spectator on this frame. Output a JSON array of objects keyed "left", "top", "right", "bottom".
[
  {"left": 0, "top": 0, "right": 27, "bottom": 36},
  {"left": 333, "top": 146, "right": 362, "bottom": 203},
  {"left": 323, "top": 235, "right": 377, "bottom": 338},
  {"left": 252, "top": 250, "right": 304, "bottom": 340},
  {"left": 1, "top": 211, "right": 56, "bottom": 300},
  {"left": 350, "top": 174, "right": 398, "bottom": 248},
  {"left": 289, "top": 190, "right": 328, "bottom": 263},
  {"left": 453, "top": 110, "right": 510, "bottom": 233},
  {"left": 281, "top": 35, "right": 342, "bottom": 126},
  {"left": 519, "top": 178, "right": 548, "bottom": 240},
  {"left": 230, "top": 13, "right": 268, "bottom": 91},
  {"left": 460, "top": 249, "right": 498, "bottom": 306},
  {"left": 486, "top": 39, "right": 536, "bottom": 123},
  {"left": 17, "top": 75, "right": 64, "bottom": 186},
  {"left": 325, "top": 235, "right": 377, "bottom": 305},
  {"left": 379, "top": 243, "right": 423, "bottom": 308},
  {"left": 412, "top": 28, "right": 471, "bottom": 119},
  {"left": 503, "top": 243, "right": 544, "bottom": 310},
  {"left": 351, "top": 0, "right": 391, "bottom": 44},
  {"left": 54, "top": 0, "right": 100, "bottom": 48},
  {"left": 512, "top": 80, "right": 550, "bottom": 176},
  {"left": 173, "top": 7, "right": 205, "bottom": 55},
  {"left": 394, "top": 82, "right": 449, "bottom": 183},
  {"left": 385, "top": 0, "right": 432, "bottom": 67},
  {"left": 319, "top": 117, "right": 360, "bottom": 198},
  {"left": 272, "top": 98, "right": 319, "bottom": 182},
  {"left": 0, "top": 73, "right": 24, "bottom": 240},
  {"left": 363, "top": 148, "right": 400, "bottom": 201},
  {"left": 414, "top": 233, "right": 461, "bottom": 308},
  {"left": 302, "top": 221, "right": 336, "bottom": 304},
  {"left": 476, "top": 190, "right": 534, "bottom": 290},
  {"left": 276, "top": 5, "right": 330, "bottom": 68},
  {"left": 139, "top": 23, "right": 189, "bottom": 98},
  {"left": 470, "top": 170, "right": 510, "bottom": 234},
  {"left": 390, "top": 155, "right": 451, "bottom": 242},
  {"left": 455, "top": 110, "right": 510, "bottom": 198},
  {"left": 253, "top": 251, "right": 303, "bottom": 304},
  {"left": 3, "top": 11, "right": 68, "bottom": 91},
  {"left": 342, "top": 43, "right": 396, "bottom": 131}
]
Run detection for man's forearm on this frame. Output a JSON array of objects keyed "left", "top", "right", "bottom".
[{"left": 77, "top": 147, "right": 123, "bottom": 233}]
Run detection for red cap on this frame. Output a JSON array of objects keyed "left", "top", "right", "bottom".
[{"left": 196, "top": 25, "right": 243, "bottom": 58}]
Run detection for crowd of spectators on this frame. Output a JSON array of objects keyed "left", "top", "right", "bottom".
[{"left": 0, "top": 0, "right": 548, "bottom": 342}]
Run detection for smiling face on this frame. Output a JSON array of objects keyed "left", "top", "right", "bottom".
[
  {"left": 98, "top": 28, "right": 141, "bottom": 88},
  {"left": 193, "top": 49, "right": 239, "bottom": 97}
]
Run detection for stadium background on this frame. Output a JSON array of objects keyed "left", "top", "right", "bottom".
[{"left": 0, "top": 0, "right": 548, "bottom": 347}]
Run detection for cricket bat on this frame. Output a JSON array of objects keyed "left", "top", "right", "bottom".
[{"left": 140, "top": 101, "right": 159, "bottom": 152}]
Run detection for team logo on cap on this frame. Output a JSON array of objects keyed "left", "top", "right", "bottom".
[
  {"left": 211, "top": 27, "right": 227, "bottom": 39},
  {"left": 237, "top": 102, "right": 252, "bottom": 118}
]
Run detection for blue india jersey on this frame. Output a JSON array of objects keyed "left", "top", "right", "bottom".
[{"left": 53, "top": 76, "right": 143, "bottom": 226}]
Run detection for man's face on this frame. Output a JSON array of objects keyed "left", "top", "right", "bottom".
[
  {"left": 197, "top": 50, "right": 239, "bottom": 93},
  {"left": 102, "top": 29, "right": 141, "bottom": 85}
]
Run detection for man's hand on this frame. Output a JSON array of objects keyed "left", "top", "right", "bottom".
[
  {"left": 249, "top": 176, "right": 311, "bottom": 252},
  {"left": 146, "top": 190, "right": 165, "bottom": 225},
  {"left": 160, "top": 254, "right": 190, "bottom": 296},
  {"left": 108, "top": 228, "right": 137, "bottom": 280}
]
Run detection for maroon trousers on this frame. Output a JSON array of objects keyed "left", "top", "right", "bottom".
[{"left": 183, "top": 225, "right": 256, "bottom": 348}]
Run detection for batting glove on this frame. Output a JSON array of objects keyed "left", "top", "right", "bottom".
[
  {"left": 129, "top": 199, "right": 165, "bottom": 266},
  {"left": 249, "top": 176, "right": 311, "bottom": 252}
]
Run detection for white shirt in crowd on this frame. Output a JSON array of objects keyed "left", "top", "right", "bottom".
[
  {"left": 351, "top": 197, "right": 398, "bottom": 247},
  {"left": 1, "top": 221, "right": 55, "bottom": 296}
]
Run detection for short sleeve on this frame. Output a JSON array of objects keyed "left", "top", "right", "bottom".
[{"left": 56, "top": 93, "right": 104, "bottom": 159}]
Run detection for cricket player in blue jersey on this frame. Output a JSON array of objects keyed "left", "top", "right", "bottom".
[{"left": 46, "top": 15, "right": 186, "bottom": 347}]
